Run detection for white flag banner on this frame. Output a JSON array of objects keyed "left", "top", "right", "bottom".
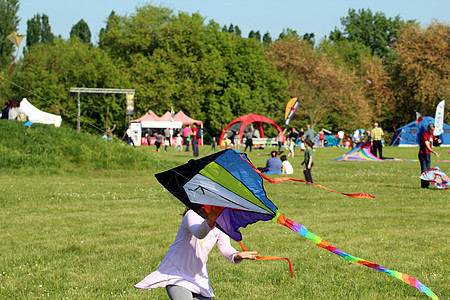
[{"left": 434, "top": 100, "right": 445, "bottom": 136}]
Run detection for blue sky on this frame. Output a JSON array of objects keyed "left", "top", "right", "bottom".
[{"left": 16, "top": 0, "right": 449, "bottom": 46}]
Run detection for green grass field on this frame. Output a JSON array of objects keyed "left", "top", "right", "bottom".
[{"left": 0, "top": 121, "right": 448, "bottom": 299}]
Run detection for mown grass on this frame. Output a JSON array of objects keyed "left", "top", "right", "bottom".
[{"left": 0, "top": 120, "right": 448, "bottom": 299}]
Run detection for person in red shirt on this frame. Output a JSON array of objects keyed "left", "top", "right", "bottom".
[{"left": 418, "top": 124, "right": 441, "bottom": 188}]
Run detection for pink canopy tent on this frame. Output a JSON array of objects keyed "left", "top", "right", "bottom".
[
  {"left": 130, "top": 110, "right": 161, "bottom": 123},
  {"left": 219, "top": 114, "right": 282, "bottom": 146},
  {"left": 173, "top": 110, "right": 203, "bottom": 125}
]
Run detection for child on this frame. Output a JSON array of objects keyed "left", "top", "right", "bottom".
[
  {"left": 174, "top": 134, "right": 183, "bottom": 152},
  {"left": 211, "top": 136, "right": 217, "bottom": 151},
  {"left": 280, "top": 155, "right": 294, "bottom": 174},
  {"left": 288, "top": 138, "right": 295, "bottom": 157},
  {"left": 135, "top": 207, "right": 257, "bottom": 299},
  {"left": 302, "top": 138, "right": 314, "bottom": 184}
]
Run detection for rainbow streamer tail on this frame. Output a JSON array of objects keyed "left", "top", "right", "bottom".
[
  {"left": 274, "top": 212, "right": 440, "bottom": 299},
  {"left": 238, "top": 241, "right": 293, "bottom": 278}
]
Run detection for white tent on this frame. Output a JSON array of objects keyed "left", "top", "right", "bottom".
[{"left": 20, "top": 98, "right": 62, "bottom": 127}]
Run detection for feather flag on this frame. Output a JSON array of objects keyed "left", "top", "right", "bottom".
[
  {"left": 434, "top": 100, "right": 445, "bottom": 136},
  {"left": 284, "top": 97, "right": 300, "bottom": 129}
]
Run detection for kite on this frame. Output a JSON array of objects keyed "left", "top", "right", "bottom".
[
  {"left": 433, "top": 100, "right": 445, "bottom": 136},
  {"left": 2, "top": 32, "right": 25, "bottom": 82},
  {"left": 284, "top": 97, "right": 300, "bottom": 129},
  {"left": 364, "top": 78, "right": 402, "bottom": 141},
  {"left": 420, "top": 167, "right": 449, "bottom": 189},
  {"left": 155, "top": 149, "right": 440, "bottom": 299}
]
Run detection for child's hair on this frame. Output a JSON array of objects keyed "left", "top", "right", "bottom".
[
  {"left": 304, "top": 138, "right": 313, "bottom": 148},
  {"left": 280, "top": 155, "right": 287, "bottom": 161}
]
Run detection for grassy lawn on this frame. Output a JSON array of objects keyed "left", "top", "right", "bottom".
[{"left": 0, "top": 143, "right": 448, "bottom": 299}]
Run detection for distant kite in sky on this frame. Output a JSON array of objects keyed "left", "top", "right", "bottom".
[
  {"left": 420, "top": 167, "right": 449, "bottom": 189},
  {"left": 2, "top": 31, "right": 25, "bottom": 82},
  {"left": 284, "top": 97, "right": 300, "bottom": 129},
  {"left": 155, "top": 149, "right": 440, "bottom": 299}
]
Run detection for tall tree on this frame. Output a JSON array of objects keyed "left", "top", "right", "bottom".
[
  {"left": 267, "top": 36, "right": 371, "bottom": 131},
  {"left": 331, "top": 8, "right": 409, "bottom": 60},
  {"left": 26, "top": 13, "right": 54, "bottom": 48},
  {"left": 262, "top": 32, "right": 272, "bottom": 45},
  {"left": 70, "top": 19, "right": 91, "bottom": 45},
  {"left": 0, "top": 0, "right": 20, "bottom": 70},
  {"left": 391, "top": 21, "right": 450, "bottom": 124}
]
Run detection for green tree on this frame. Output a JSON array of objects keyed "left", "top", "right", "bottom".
[
  {"left": 391, "top": 21, "right": 450, "bottom": 125},
  {"left": 0, "top": 0, "right": 20, "bottom": 70},
  {"left": 9, "top": 38, "right": 130, "bottom": 132},
  {"left": 99, "top": 5, "right": 287, "bottom": 137},
  {"left": 26, "top": 13, "right": 54, "bottom": 48},
  {"left": 70, "top": 19, "right": 91, "bottom": 45},
  {"left": 332, "top": 8, "right": 410, "bottom": 60},
  {"left": 262, "top": 32, "right": 272, "bottom": 45},
  {"left": 278, "top": 28, "right": 299, "bottom": 40}
]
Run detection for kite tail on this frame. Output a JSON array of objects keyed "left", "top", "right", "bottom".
[
  {"left": 274, "top": 212, "right": 440, "bottom": 300},
  {"left": 2, "top": 48, "right": 19, "bottom": 82},
  {"left": 238, "top": 240, "right": 293, "bottom": 278},
  {"left": 365, "top": 78, "right": 402, "bottom": 141},
  {"left": 239, "top": 153, "right": 374, "bottom": 199}
]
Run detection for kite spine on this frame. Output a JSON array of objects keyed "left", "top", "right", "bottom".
[{"left": 276, "top": 213, "right": 440, "bottom": 300}]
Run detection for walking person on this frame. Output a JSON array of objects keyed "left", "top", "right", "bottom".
[{"left": 126, "top": 125, "right": 136, "bottom": 148}]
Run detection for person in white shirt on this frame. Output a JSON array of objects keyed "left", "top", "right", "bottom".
[
  {"left": 280, "top": 155, "right": 294, "bottom": 174},
  {"left": 337, "top": 130, "right": 344, "bottom": 147},
  {"left": 126, "top": 125, "right": 136, "bottom": 148},
  {"left": 135, "top": 207, "right": 257, "bottom": 299}
]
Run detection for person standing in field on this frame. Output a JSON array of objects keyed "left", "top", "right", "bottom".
[
  {"left": 183, "top": 125, "right": 192, "bottom": 152},
  {"left": 135, "top": 207, "right": 257, "bottom": 299},
  {"left": 418, "top": 124, "right": 441, "bottom": 188},
  {"left": 302, "top": 138, "right": 314, "bottom": 184},
  {"left": 126, "top": 125, "right": 136, "bottom": 148},
  {"left": 371, "top": 122, "right": 384, "bottom": 159},
  {"left": 304, "top": 125, "right": 315, "bottom": 144}
]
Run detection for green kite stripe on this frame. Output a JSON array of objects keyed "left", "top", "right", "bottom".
[{"left": 199, "top": 162, "right": 272, "bottom": 214}]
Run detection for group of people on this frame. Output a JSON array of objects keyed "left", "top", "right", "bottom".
[
  {"left": 134, "top": 124, "right": 202, "bottom": 156},
  {"left": 1, "top": 99, "right": 33, "bottom": 128},
  {"left": 347, "top": 122, "right": 386, "bottom": 159}
]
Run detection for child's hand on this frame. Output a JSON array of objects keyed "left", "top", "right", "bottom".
[{"left": 234, "top": 251, "right": 258, "bottom": 261}]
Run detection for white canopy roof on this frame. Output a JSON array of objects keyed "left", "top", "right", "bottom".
[{"left": 20, "top": 98, "right": 62, "bottom": 127}]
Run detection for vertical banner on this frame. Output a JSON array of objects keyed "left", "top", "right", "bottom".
[
  {"left": 434, "top": 100, "right": 445, "bottom": 136},
  {"left": 126, "top": 93, "right": 135, "bottom": 116}
]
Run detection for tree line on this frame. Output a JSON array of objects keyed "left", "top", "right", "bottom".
[{"left": 1, "top": 0, "right": 449, "bottom": 139}]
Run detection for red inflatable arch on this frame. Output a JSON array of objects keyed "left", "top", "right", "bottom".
[{"left": 219, "top": 114, "right": 282, "bottom": 145}]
